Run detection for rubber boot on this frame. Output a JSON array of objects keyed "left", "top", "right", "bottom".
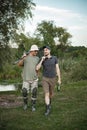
[
  {"left": 45, "top": 105, "right": 50, "bottom": 116},
  {"left": 22, "top": 88, "right": 28, "bottom": 110},
  {"left": 31, "top": 100, "right": 36, "bottom": 112},
  {"left": 23, "top": 97, "right": 28, "bottom": 110}
]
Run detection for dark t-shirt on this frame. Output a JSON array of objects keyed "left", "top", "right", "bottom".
[{"left": 42, "top": 56, "right": 58, "bottom": 78}]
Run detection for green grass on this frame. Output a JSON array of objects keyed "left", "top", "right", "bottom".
[{"left": 0, "top": 80, "right": 87, "bottom": 130}]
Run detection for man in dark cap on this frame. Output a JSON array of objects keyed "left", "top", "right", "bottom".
[{"left": 36, "top": 46, "right": 61, "bottom": 116}]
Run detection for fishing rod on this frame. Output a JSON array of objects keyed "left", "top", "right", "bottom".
[
  {"left": 13, "top": 46, "right": 44, "bottom": 65},
  {"left": 13, "top": 46, "right": 45, "bottom": 65}
]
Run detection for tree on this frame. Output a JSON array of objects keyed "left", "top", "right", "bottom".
[
  {"left": 14, "top": 33, "right": 42, "bottom": 61},
  {"left": 55, "top": 27, "right": 72, "bottom": 47},
  {"left": 35, "top": 20, "right": 56, "bottom": 46},
  {"left": 0, "top": 0, "right": 35, "bottom": 70},
  {"left": 0, "top": 0, "right": 36, "bottom": 45},
  {"left": 35, "top": 20, "right": 72, "bottom": 55}
]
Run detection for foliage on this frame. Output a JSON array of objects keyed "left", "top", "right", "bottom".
[
  {"left": 0, "top": 0, "right": 35, "bottom": 70},
  {"left": 0, "top": 0, "right": 36, "bottom": 44},
  {"left": 71, "top": 59, "right": 87, "bottom": 81},
  {"left": 0, "top": 45, "right": 87, "bottom": 84},
  {"left": 59, "top": 47, "right": 87, "bottom": 83},
  {"left": 15, "top": 33, "right": 42, "bottom": 59},
  {"left": 35, "top": 20, "right": 72, "bottom": 55},
  {"left": 0, "top": 63, "right": 22, "bottom": 82},
  {"left": 0, "top": 45, "right": 12, "bottom": 71},
  {"left": 35, "top": 20, "right": 56, "bottom": 46}
]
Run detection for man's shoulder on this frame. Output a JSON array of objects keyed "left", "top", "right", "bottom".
[
  {"left": 52, "top": 56, "right": 58, "bottom": 63},
  {"left": 36, "top": 56, "right": 39, "bottom": 59},
  {"left": 52, "top": 55, "right": 57, "bottom": 59},
  {"left": 35, "top": 56, "right": 40, "bottom": 61}
]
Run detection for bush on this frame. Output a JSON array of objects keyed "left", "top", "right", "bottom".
[{"left": 71, "top": 59, "right": 87, "bottom": 81}]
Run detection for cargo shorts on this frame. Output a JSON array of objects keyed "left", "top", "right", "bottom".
[{"left": 42, "top": 77, "right": 56, "bottom": 97}]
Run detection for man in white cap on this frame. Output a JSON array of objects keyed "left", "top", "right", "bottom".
[{"left": 18, "top": 44, "right": 39, "bottom": 111}]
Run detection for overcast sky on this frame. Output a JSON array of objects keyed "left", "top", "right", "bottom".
[{"left": 24, "top": 0, "right": 87, "bottom": 47}]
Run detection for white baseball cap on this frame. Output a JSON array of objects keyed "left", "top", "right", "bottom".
[{"left": 30, "top": 45, "right": 39, "bottom": 51}]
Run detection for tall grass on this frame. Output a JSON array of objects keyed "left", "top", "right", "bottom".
[{"left": 0, "top": 80, "right": 87, "bottom": 130}]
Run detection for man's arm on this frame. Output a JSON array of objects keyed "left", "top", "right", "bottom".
[
  {"left": 17, "top": 53, "right": 27, "bottom": 67},
  {"left": 56, "top": 64, "right": 61, "bottom": 84},
  {"left": 17, "top": 59, "right": 24, "bottom": 67},
  {"left": 36, "top": 56, "right": 45, "bottom": 71}
]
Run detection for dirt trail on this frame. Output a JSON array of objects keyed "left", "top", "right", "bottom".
[{"left": 0, "top": 94, "right": 23, "bottom": 108}]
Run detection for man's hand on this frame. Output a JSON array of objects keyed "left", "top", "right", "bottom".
[
  {"left": 41, "top": 56, "right": 46, "bottom": 61},
  {"left": 21, "top": 53, "right": 26, "bottom": 59},
  {"left": 58, "top": 79, "right": 61, "bottom": 85}
]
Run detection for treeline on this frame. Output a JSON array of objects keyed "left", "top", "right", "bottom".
[
  {"left": 0, "top": 45, "right": 87, "bottom": 84},
  {"left": 1, "top": 1, "right": 87, "bottom": 84}
]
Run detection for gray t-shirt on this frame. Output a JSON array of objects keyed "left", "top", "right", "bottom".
[{"left": 22, "top": 55, "right": 39, "bottom": 81}]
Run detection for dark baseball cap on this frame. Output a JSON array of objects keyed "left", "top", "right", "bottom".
[{"left": 43, "top": 46, "right": 51, "bottom": 50}]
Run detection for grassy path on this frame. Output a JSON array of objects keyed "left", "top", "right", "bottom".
[{"left": 0, "top": 80, "right": 87, "bottom": 130}]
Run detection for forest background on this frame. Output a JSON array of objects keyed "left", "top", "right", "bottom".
[{"left": 0, "top": 0, "right": 87, "bottom": 85}]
